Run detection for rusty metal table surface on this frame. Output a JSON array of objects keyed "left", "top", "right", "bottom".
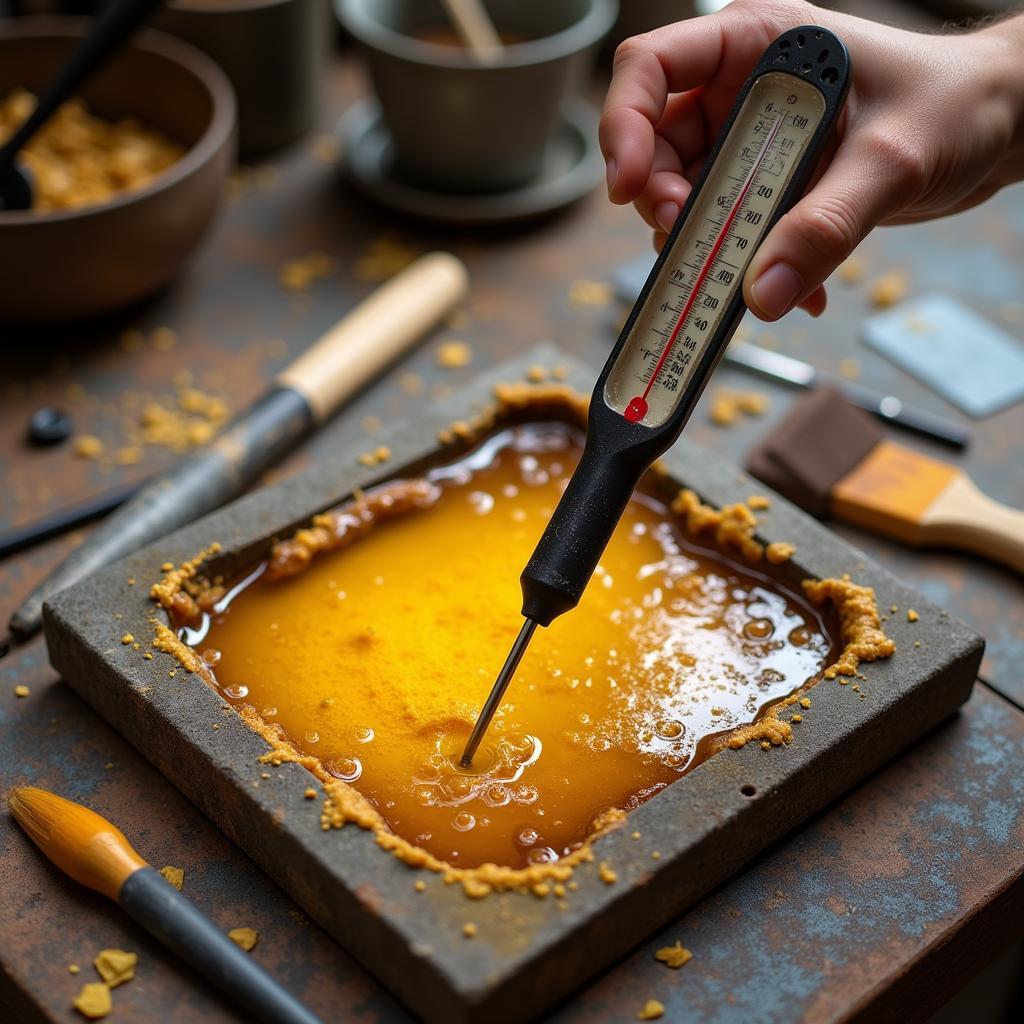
[{"left": 1, "top": 44, "right": 1023, "bottom": 1024}]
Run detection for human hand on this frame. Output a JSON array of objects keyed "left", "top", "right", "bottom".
[{"left": 600, "top": 0, "right": 1024, "bottom": 321}]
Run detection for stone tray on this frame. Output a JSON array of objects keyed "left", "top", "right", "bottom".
[{"left": 44, "top": 347, "right": 983, "bottom": 1024}]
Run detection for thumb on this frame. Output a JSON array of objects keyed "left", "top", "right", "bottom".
[{"left": 743, "top": 137, "right": 916, "bottom": 321}]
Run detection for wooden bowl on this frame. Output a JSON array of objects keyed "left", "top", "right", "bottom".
[{"left": 0, "top": 18, "right": 236, "bottom": 323}]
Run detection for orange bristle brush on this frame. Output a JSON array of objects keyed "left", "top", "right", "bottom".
[
  {"left": 8, "top": 786, "right": 322, "bottom": 1024},
  {"left": 746, "top": 388, "right": 1024, "bottom": 573}
]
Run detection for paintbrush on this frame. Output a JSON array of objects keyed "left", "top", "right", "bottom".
[
  {"left": 8, "top": 786, "right": 322, "bottom": 1024},
  {"left": 746, "top": 387, "right": 1024, "bottom": 573},
  {"left": 6, "top": 252, "right": 468, "bottom": 644}
]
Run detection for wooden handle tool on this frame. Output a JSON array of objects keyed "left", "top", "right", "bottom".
[
  {"left": 746, "top": 387, "right": 1024, "bottom": 574},
  {"left": 8, "top": 252, "right": 468, "bottom": 640},
  {"left": 439, "top": 0, "right": 504, "bottom": 64}
]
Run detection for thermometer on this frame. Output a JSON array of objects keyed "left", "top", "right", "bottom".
[{"left": 461, "top": 26, "right": 851, "bottom": 766}]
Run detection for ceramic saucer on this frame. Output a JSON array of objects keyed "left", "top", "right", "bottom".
[{"left": 339, "top": 97, "right": 603, "bottom": 226}]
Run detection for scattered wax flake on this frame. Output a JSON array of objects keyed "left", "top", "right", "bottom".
[
  {"left": 279, "top": 251, "right": 333, "bottom": 291},
  {"left": 867, "top": 270, "right": 908, "bottom": 309},
  {"left": 304, "top": 788, "right": 318, "bottom": 800},
  {"left": 838, "top": 358, "right": 861, "bottom": 380},
  {"left": 436, "top": 341, "right": 473, "bottom": 369},
  {"left": 414, "top": 879, "right": 426, "bottom": 892},
  {"left": 159, "top": 865, "right": 184, "bottom": 890},
  {"left": 655, "top": 942, "right": 692, "bottom": 969},
  {"left": 228, "top": 928, "right": 259, "bottom": 952},
  {"left": 526, "top": 365, "right": 547, "bottom": 383},
  {"left": 598, "top": 862, "right": 617, "bottom": 885},
  {"left": 93, "top": 948, "right": 137, "bottom": 988},
  {"left": 151, "top": 327, "right": 177, "bottom": 352},
  {"left": 907, "top": 609, "right": 919, "bottom": 622},
  {"left": 354, "top": 235, "right": 418, "bottom": 282},
  {"left": 747, "top": 495, "right": 771, "bottom": 510},
  {"left": 569, "top": 279, "right": 613, "bottom": 307},
  {"left": 734, "top": 390, "right": 768, "bottom": 415},
  {"left": 14, "top": 685, "right": 30, "bottom": 698},
  {"left": 73, "top": 983, "right": 111, "bottom": 1019},
  {"left": 800, "top": 697, "right": 811, "bottom": 709},
  {"left": 399, "top": 372, "right": 424, "bottom": 395},
  {"left": 462, "top": 922, "right": 477, "bottom": 938},
  {"left": 837, "top": 256, "right": 865, "bottom": 284},
  {"left": 765, "top": 542, "right": 795, "bottom": 564},
  {"left": 531, "top": 883, "right": 550, "bottom": 898},
  {"left": 709, "top": 394, "right": 739, "bottom": 426},
  {"left": 121, "top": 634, "right": 134, "bottom": 645},
  {"left": 760, "top": 741, "right": 771, "bottom": 750},
  {"left": 637, "top": 999, "right": 665, "bottom": 1020},
  {"left": 74, "top": 435, "right": 104, "bottom": 459}
]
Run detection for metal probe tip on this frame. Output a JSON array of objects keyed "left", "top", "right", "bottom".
[{"left": 460, "top": 618, "right": 538, "bottom": 767}]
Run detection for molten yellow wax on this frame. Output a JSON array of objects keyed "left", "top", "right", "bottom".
[{"left": 194, "top": 425, "right": 833, "bottom": 869}]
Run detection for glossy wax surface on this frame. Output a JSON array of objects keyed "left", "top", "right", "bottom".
[{"left": 191, "top": 425, "right": 834, "bottom": 869}]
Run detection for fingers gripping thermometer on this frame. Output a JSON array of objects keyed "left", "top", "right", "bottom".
[{"left": 461, "top": 27, "right": 851, "bottom": 766}]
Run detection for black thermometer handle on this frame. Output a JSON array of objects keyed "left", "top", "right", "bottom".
[{"left": 522, "top": 26, "right": 851, "bottom": 628}]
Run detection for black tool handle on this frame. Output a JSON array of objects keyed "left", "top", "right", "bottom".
[
  {"left": 0, "top": 0, "right": 166, "bottom": 168},
  {"left": 119, "top": 868, "right": 323, "bottom": 1024},
  {"left": 12, "top": 386, "right": 313, "bottom": 639},
  {"left": 522, "top": 422, "right": 649, "bottom": 626},
  {"left": 828, "top": 378, "right": 971, "bottom": 449}
]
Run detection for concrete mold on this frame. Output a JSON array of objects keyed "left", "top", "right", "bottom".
[{"left": 44, "top": 346, "right": 983, "bottom": 1023}]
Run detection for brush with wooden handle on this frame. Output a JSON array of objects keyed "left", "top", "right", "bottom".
[
  {"left": 8, "top": 786, "right": 322, "bottom": 1024},
  {"left": 7, "top": 251, "right": 468, "bottom": 642},
  {"left": 746, "top": 387, "right": 1024, "bottom": 574}
]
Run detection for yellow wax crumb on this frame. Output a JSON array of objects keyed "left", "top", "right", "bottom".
[
  {"left": 354, "top": 234, "right": 418, "bottom": 282},
  {"left": 837, "top": 255, "right": 865, "bottom": 285},
  {"left": 436, "top": 341, "right": 473, "bottom": 369},
  {"left": 228, "top": 927, "right": 259, "bottom": 951},
  {"left": 569, "top": 279, "right": 613, "bottom": 307},
  {"left": 160, "top": 562, "right": 175, "bottom": 572},
  {"left": 151, "top": 327, "right": 177, "bottom": 352},
  {"left": 531, "top": 883, "right": 551, "bottom": 898},
  {"left": 638, "top": 999, "right": 665, "bottom": 1020},
  {"left": 838, "top": 358, "right": 861, "bottom": 380},
  {"left": 800, "top": 697, "right": 811, "bottom": 709},
  {"left": 553, "top": 884, "right": 566, "bottom": 898},
  {"left": 791, "top": 714, "right": 803, "bottom": 723},
  {"left": 462, "top": 922, "right": 477, "bottom": 938},
  {"left": 651, "top": 851, "right": 661, "bottom": 860},
  {"left": 631, "top": 831, "right": 641, "bottom": 840},
  {"left": 748, "top": 495, "right": 771, "bottom": 510},
  {"left": 709, "top": 389, "right": 768, "bottom": 426},
  {"left": 304, "top": 788, "right": 318, "bottom": 800},
  {"left": 126, "top": 578, "right": 136, "bottom": 586},
  {"left": 765, "top": 542, "right": 795, "bottom": 564},
  {"left": 414, "top": 879, "right": 427, "bottom": 892},
  {"left": 655, "top": 942, "right": 692, "bottom": 968},
  {"left": 907, "top": 609, "right": 919, "bottom": 622},
  {"left": 120, "top": 634, "right": 134, "bottom": 645},
  {"left": 598, "top": 862, "right": 617, "bottom": 884},
  {"left": 115, "top": 445, "right": 142, "bottom": 466},
  {"left": 93, "top": 949, "right": 137, "bottom": 988},
  {"left": 375, "top": 446, "right": 391, "bottom": 463},
  {"left": 14, "top": 685, "right": 30, "bottom": 698},
  {"left": 734, "top": 391, "right": 768, "bottom": 415},
  {"left": 160, "top": 865, "right": 184, "bottom": 890},
  {"left": 914, "top": 640, "right": 921, "bottom": 648},
  {"left": 74, "top": 435, "right": 104, "bottom": 459},
  {"left": 552, "top": 365, "right": 568, "bottom": 380},
  {"left": 868, "top": 270, "right": 908, "bottom": 309},
  {"left": 69, "top": 964, "right": 80, "bottom": 974},
  {"left": 399, "top": 373, "right": 424, "bottom": 395},
  {"left": 710, "top": 394, "right": 738, "bottom": 426},
  {"left": 361, "top": 415, "right": 382, "bottom": 435},
  {"left": 526, "top": 365, "right": 547, "bottom": 383},
  {"left": 279, "top": 251, "right": 333, "bottom": 291},
  {"left": 73, "top": 982, "right": 112, "bottom": 1019},
  {"left": 760, "top": 741, "right": 771, "bottom": 750}
]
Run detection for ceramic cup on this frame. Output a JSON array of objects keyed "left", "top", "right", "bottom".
[
  {"left": 155, "top": 0, "right": 327, "bottom": 158},
  {"left": 336, "top": 0, "right": 617, "bottom": 193}
]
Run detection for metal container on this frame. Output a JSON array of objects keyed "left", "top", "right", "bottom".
[
  {"left": 155, "top": 0, "right": 328, "bottom": 158},
  {"left": 336, "top": 0, "right": 617, "bottom": 192}
]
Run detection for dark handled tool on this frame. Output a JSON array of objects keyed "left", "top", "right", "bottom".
[
  {"left": 462, "top": 26, "right": 851, "bottom": 765},
  {"left": 7, "top": 253, "right": 468, "bottom": 643},
  {"left": 0, "top": 0, "right": 167, "bottom": 210}
]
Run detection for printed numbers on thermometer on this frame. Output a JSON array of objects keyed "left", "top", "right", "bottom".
[{"left": 604, "top": 72, "right": 827, "bottom": 428}]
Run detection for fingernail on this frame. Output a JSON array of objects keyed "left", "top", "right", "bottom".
[
  {"left": 751, "top": 262, "right": 803, "bottom": 319},
  {"left": 606, "top": 158, "right": 618, "bottom": 196},
  {"left": 655, "top": 201, "right": 680, "bottom": 233}
]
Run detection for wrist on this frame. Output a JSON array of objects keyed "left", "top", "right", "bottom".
[{"left": 974, "top": 14, "right": 1024, "bottom": 181}]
